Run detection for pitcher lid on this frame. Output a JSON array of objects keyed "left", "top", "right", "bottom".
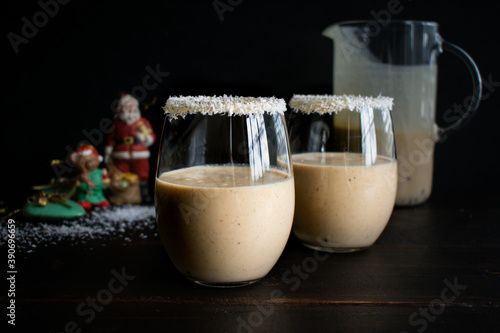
[
  {"left": 288, "top": 94, "right": 393, "bottom": 114},
  {"left": 163, "top": 95, "right": 287, "bottom": 119}
]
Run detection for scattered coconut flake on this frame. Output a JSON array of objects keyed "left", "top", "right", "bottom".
[
  {"left": 288, "top": 94, "right": 393, "bottom": 114},
  {"left": 0, "top": 205, "right": 157, "bottom": 255},
  {"left": 163, "top": 95, "right": 287, "bottom": 119}
]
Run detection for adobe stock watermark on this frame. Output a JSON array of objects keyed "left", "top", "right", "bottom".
[
  {"left": 176, "top": 118, "right": 278, "bottom": 225},
  {"left": 336, "top": 0, "right": 408, "bottom": 63},
  {"left": 175, "top": 161, "right": 243, "bottom": 225},
  {"left": 52, "top": 63, "right": 169, "bottom": 179},
  {"left": 7, "top": 0, "right": 71, "bottom": 54},
  {"left": 398, "top": 73, "right": 499, "bottom": 184},
  {"left": 212, "top": 0, "right": 244, "bottom": 22},
  {"left": 231, "top": 249, "right": 330, "bottom": 333},
  {"left": 176, "top": 184, "right": 219, "bottom": 225},
  {"left": 51, "top": 267, "right": 135, "bottom": 333},
  {"left": 400, "top": 277, "right": 468, "bottom": 333},
  {"left": 439, "top": 73, "right": 499, "bottom": 143}
]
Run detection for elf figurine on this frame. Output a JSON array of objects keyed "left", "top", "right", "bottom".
[
  {"left": 70, "top": 143, "right": 110, "bottom": 210},
  {"left": 104, "top": 94, "right": 156, "bottom": 203}
]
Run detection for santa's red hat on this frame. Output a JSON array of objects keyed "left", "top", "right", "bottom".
[{"left": 75, "top": 143, "right": 103, "bottom": 162}]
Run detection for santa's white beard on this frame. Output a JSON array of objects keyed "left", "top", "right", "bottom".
[{"left": 119, "top": 111, "right": 140, "bottom": 125}]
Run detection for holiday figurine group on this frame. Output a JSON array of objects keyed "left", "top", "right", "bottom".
[
  {"left": 105, "top": 94, "right": 156, "bottom": 203},
  {"left": 21, "top": 93, "right": 156, "bottom": 220}
]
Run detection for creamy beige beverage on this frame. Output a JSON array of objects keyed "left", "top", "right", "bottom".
[
  {"left": 292, "top": 152, "right": 397, "bottom": 252},
  {"left": 156, "top": 165, "right": 294, "bottom": 284},
  {"left": 395, "top": 131, "right": 435, "bottom": 206}
]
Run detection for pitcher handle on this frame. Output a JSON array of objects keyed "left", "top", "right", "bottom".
[{"left": 438, "top": 40, "right": 482, "bottom": 140}]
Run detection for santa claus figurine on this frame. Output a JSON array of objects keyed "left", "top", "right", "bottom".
[{"left": 105, "top": 94, "right": 156, "bottom": 203}]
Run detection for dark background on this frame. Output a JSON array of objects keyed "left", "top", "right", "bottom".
[{"left": 3, "top": 0, "right": 500, "bottom": 207}]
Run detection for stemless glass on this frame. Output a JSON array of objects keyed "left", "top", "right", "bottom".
[
  {"left": 288, "top": 95, "right": 397, "bottom": 253},
  {"left": 155, "top": 96, "right": 295, "bottom": 287}
]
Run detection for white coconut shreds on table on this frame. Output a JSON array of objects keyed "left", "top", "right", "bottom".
[{"left": 0, "top": 205, "right": 156, "bottom": 254}]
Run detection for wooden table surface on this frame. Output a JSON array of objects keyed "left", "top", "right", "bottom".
[{"left": 5, "top": 190, "right": 500, "bottom": 332}]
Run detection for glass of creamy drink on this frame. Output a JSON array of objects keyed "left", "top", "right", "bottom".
[
  {"left": 288, "top": 94, "right": 397, "bottom": 253},
  {"left": 155, "top": 96, "right": 295, "bottom": 287},
  {"left": 323, "top": 21, "right": 482, "bottom": 206}
]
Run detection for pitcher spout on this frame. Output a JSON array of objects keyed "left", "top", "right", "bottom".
[{"left": 321, "top": 23, "right": 339, "bottom": 40}]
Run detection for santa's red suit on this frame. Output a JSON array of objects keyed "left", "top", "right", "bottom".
[{"left": 105, "top": 117, "right": 156, "bottom": 181}]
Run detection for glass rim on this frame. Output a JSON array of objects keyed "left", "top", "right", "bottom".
[
  {"left": 335, "top": 20, "right": 438, "bottom": 28},
  {"left": 163, "top": 95, "right": 287, "bottom": 119},
  {"left": 288, "top": 94, "right": 393, "bottom": 114}
]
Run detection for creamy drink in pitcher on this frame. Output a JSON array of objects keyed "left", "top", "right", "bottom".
[
  {"left": 156, "top": 165, "right": 294, "bottom": 284},
  {"left": 292, "top": 152, "right": 397, "bottom": 252},
  {"left": 395, "top": 131, "right": 435, "bottom": 206}
]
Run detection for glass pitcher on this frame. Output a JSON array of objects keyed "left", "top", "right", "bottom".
[{"left": 323, "top": 20, "right": 482, "bottom": 206}]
